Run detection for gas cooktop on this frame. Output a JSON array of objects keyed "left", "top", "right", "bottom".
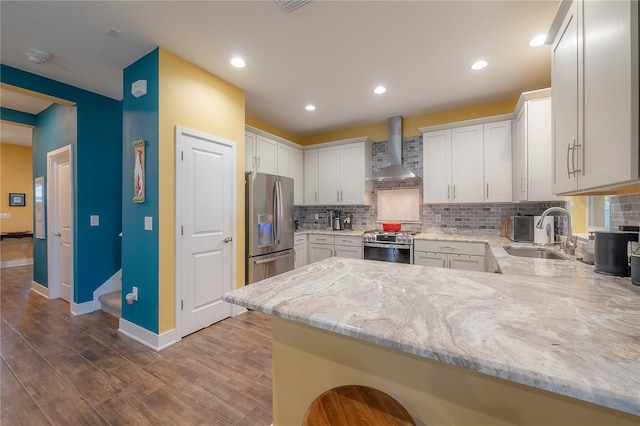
[{"left": 363, "top": 229, "right": 419, "bottom": 236}]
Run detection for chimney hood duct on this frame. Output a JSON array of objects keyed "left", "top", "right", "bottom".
[{"left": 368, "top": 116, "right": 420, "bottom": 182}]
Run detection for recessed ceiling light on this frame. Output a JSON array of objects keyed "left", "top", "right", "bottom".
[
  {"left": 305, "top": 105, "right": 316, "bottom": 111},
  {"left": 374, "top": 86, "right": 386, "bottom": 95},
  {"left": 230, "top": 56, "right": 246, "bottom": 68},
  {"left": 26, "top": 50, "right": 51, "bottom": 64},
  {"left": 471, "top": 60, "right": 488, "bottom": 71},
  {"left": 528, "top": 34, "right": 547, "bottom": 47}
]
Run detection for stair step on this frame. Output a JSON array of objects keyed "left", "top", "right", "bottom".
[{"left": 98, "top": 290, "right": 122, "bottom": 318}]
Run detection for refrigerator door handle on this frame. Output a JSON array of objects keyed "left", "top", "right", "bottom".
[
  {"left": 253, "top": 252, "right": 292, "bottom": 265},
  {"left": 272, "top": 180, "right": 278, "bottom": 245},
  {"left": 276, "top": 180, "right": 283, "bottom": 245}
]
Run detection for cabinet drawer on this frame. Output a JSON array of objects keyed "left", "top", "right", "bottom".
[
  {"left": 414, "top": 240, "right": 485, "bottom": 256},
  {"left": 334, "top": 236, "right": 362, "bottom": 247},
  {"left": 294, "top": 234, "right": 307, "bottom": 245},
  {"left": 309, "top": 234, "right": 335, "bottom": 245}
]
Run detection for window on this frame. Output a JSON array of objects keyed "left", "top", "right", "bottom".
[{"left": 588, "top": 196, "right": 610, "bottom": 229}]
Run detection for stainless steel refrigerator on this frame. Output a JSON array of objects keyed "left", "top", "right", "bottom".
[{"left": 245, "top": 172, "right": 295, "bottom": 284}]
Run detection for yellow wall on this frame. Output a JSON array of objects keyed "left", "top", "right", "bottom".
[
  {"left": 299, "top": 98, "right": 519, "bottom": 145},
  {"left": 0, "top": 143, "right": 33, "bottom": 232},
  {"left": 0, "top": 143, "right": 34, "bottom": 263},
  {"left": 246, "top": 116, "right": 301, "bottom": 144},
  {"left": 273, "top": 318, "right": 638, "bottom": 426},
  {"left": 158, "top": 48, "right": 246, "bottom": 333}
]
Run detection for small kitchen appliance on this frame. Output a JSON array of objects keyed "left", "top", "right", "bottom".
[
  {"left": 502, "top": 215, "right": 535, "bottom": 242},
  {"left": 343, "top": 212, "right": 353, "bottom": 230},
  {"left": 362, "top": 230, "right": 417, "bottom": 264},
  {"left": 333, "top": 210, "right": 343, "bottom": 231},
  {"left": 533, "top": 216, "right": 554, "bottom": 245},
  {"left": 594, "top": 231, "right": 630, "bottom": 276}
]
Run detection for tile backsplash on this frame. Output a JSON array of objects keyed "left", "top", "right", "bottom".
[
  {"left": 609, "top": 193, "right": 640, "bottom": 229},
  {"left": 295, "top": 135, "right": 569, "bottom": 234}
]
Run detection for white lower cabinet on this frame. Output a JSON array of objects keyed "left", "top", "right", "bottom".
[
  {"left": 307, "top": 234, "right": 363, "bottom": 264},
  {"left": 294, "top": 234, "right": 307, "bottom": 269},
  {"left": 413, "top": 240, "right": 485, "bottom": 272},
  {"left": 334, "top": 236, "right": 363, "bottom": 259},
  {"left": 308, "top": 234, "right": 335, "bottom": 264}
]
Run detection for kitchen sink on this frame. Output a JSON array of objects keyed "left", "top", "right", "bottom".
[{"left": 503, "top": 246, "right": 568, "bottom": 260}]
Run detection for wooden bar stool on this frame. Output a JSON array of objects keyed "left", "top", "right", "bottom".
[{"left": 302, "top": 385, "right": 416, "bottom": 426}]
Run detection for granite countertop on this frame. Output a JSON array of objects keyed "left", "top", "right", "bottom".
[{"left": 226, "top": 228, "right": 640, "bottom": 415}]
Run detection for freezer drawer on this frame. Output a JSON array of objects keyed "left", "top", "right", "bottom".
[{"left": 247, "top": 249, "right": 295, "bottom": 285}]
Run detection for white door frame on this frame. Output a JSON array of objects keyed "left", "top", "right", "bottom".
[
  {"left": 174, "top": 126, "right": 237, "bottom": 341},
  {"left": 46, "top": 144, "right": 73, "bottom": 304}
]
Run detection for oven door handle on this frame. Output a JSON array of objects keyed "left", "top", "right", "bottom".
[{"left": 363, "top": 242, "right": 410, "bottom": 250}]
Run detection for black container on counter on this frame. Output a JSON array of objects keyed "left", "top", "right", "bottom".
[{"left": 594, "top": 231, "right": 629, "bottom": 277}]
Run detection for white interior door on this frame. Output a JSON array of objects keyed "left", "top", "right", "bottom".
[
  {"left": 47, "top": 145, "right": 73, "bottom": 303},
  {"left": 57, "top": 161, "right": 72, "bottom": 301},
  {"left": 176, "top": 126, "right": 235, "bottom": 338}
]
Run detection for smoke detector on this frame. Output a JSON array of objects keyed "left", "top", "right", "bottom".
[
  {"left": 277, "top": 0, "right": 311, "bottom": 13},
  {"left": 26, "top": 50, "right": 51, "bottom": 64}
]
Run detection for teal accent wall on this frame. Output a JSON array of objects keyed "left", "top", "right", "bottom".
[
  {"left": 121, "top": 49, "right": 160, "bottom": 333},
  {"left": 1, "top": 65, "right": 122, "bottom": 304},
  {"left": 1, "top": 107, "right": 36, "bottom": 126},
  {"left": 32, "top": 104, "right": 77, "bottom": 286}
]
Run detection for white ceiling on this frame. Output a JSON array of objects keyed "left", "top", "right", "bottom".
[{"left": 0, "top": 1, "right": 559, "bottom": 138}]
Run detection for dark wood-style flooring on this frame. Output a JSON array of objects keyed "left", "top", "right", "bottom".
[{"left": 1, "top": 266, "right": 273, "bottom": 425}]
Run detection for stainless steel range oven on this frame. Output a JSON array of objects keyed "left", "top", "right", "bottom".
[{"left": 362, "top": 230, "right": 416, "bottom": 264}]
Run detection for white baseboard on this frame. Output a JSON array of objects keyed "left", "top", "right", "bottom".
[
  {"left": 1, "top": 258, "right": 34, "bottom": 268},
  {"left": 71, "top": 300, "right": 97, "bottom": 316},
  {"left": 31, "top": 281, "right": 49, "bottom": 298},
  {"left": 118, "top": 318, "right": 177, "bottom": 351},
  {"left": 92, "top": 268, "right": 122, "bottom": 310},
  {"left": 232, "top": 305, "right": 248, "bottom": 316}
]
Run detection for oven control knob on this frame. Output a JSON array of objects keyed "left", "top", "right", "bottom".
[{"left": 398, "top": 236, "right": 405, "bottom": 243}]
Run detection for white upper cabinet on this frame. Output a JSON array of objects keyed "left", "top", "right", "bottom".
[
  {"left": 423, "top": 120, "right": 511, "bottom": 204},
  {"left": 304, "top": 149, "right": 319, "bottom": 205},
  {"left": 290, "top": 146, "right": 304, "bottom": 205},
  {"left": 483, "top": 120, "right": 512, "bottom": 202},
  {"left": 550, "top": 0, "right": 639, "bottom": 194},
  {"left": 315, "top": 139, "right": 371, "bottom": 206},
  {"left": 245, "top": 131, "right": 278, "bottom": 175},
  {"left": 513, "top": 91, "right": 562, "bottom": 202},
  {"left": 277, "top": 142, "right": 304, "bottom": 205},
  {"left": 451, "top": 125, "right": 485, "bottom": 203}
]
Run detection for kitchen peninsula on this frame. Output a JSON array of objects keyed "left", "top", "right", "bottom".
[{"left": 224, "top": 252, "right": 639, "bottom": 425}]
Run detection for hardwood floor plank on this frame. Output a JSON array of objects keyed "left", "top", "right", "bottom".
[{"left": 1, "top": 266, "right": 274, "bottom": 425}]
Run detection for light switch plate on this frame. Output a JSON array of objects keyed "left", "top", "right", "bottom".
[
  {"left": 436, "top": 214, "right": 442, "bottom": 223},
  {"left": 90, "top": 215, "right": 99, "bottom": 226},
  {"left": 0, "top": 213, "right": 10, "bottom": 220},
  {"left": 144, "top": 216, "right": 153, "bottom": 231}
]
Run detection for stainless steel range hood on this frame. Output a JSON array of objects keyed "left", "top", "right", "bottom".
[{"left": 367, "top": 116, "right": 420, "bottom": 182}]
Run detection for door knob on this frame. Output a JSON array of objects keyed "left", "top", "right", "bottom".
[
  {"left": 223, "top": 237, "right": 232, "bottom": 243},
  {"left": 54, "top": 233, "right": 61, "bottom": 237}
]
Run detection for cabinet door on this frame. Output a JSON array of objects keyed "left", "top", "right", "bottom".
[
  {"left": 245, "top": 131, "right": 257, "bottom": 172},
  {"left": 256, "top": 135, "right": 278, "bottom": 175},
  {"left": 340, "top": 143, "right": 366, "bottom": 204},
  {"left": 513, "top": 105, "right": 528, "bottom": 201},
  {"left": 527, "top": 98, "right": 560, "bottom": 201},
  {"left": 483, "top": 120, "right": 512, "bottom": 202},
  {"left": 277, "top": 142, "right": 291, "bottom": 177},
  {"left": 334, "top": 245, "right": 363, "bottom": 259},
  {"left": 423, "top": 130, "right": 451, "bottom": 203},
  {"left": 552, "top": 1, "right": 580, "bottom": 194},
  {"left": 449, "top": 254, "right": 485, "bottom": 272},
  {"left": 318, "top": 146, "right": 341, "bottom": 204},
  {"left": 308, "top": 243, "right": 333, "bottom": 264},
  {"left": 304, "top": 149, "right": 319, "bottom": 205},
  {"left": 414, "top": 251, "right": 447, "bottom": 268},
  {"left": 451, "top": 125, "right": 484, "bottom": 203},
  {"left": 294, "top": 244, "right": 307, "bottom": 269},
  {"left": 290, "top": 147, "right": 304, "bottom": 205},
  {"left": 581, "top": 0, "right": 638, "bottom": 189}
]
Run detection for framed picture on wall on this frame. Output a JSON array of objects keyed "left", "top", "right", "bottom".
[
  {"left": 133, "top": 139, "right": 145, "bottom": 203},
  {"left": 9, "top": 193, "right": 25, "bottom": 206}
]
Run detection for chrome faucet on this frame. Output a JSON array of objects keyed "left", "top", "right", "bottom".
[{"left": 537, "top": 207, "right": 576, "bottom": 254}]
